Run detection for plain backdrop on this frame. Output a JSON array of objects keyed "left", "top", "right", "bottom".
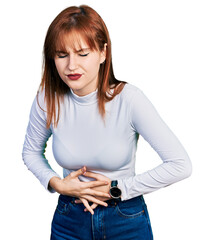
[{"left": 0, "top": 0, "right": 213, "bottom": 239}]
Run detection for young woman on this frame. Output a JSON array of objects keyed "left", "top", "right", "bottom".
[{"left": 22, "top": 5, "right": 192, "bottom": 240}]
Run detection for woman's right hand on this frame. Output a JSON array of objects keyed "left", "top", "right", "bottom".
[{"left": 49, "top": 166, "right": 110, "bottom": 214}]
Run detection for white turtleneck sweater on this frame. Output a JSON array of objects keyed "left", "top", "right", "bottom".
[{"left": 22, "top": 83, "right": 192, "bottom": 200}]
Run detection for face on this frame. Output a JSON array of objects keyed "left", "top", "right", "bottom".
[{"left": 54, "top": 36, "right": 106, "bottom": 96}]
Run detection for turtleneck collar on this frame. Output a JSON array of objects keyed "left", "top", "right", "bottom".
[{"left": 70, "top": 88, "right": 98, "bottom": 105}]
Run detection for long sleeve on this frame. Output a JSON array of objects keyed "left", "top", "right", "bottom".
[
  {"left": 117, "top": 88, "right": 192, "bottom": 201},
  {"left": 22, "top": 92, "right": 61, "bottom": 192}
]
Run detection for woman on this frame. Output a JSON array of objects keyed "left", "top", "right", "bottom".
[{"left": 22, "top": 5, "right": 192, "bottom": 240}]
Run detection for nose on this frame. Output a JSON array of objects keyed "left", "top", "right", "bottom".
[{"left": 68, "top": 54, "right": 78, "bottom": 71}]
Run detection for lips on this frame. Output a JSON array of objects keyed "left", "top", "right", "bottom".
[{"left": 67, "top": 74, "right": 82, "bottom": 80}]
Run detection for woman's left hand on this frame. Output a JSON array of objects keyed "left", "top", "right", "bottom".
[{"left": 75, "top": 171, "right": 111, "bottom": 212}]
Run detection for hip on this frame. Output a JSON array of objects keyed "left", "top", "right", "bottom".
[{"left": 51, "top": 194, "right": 153, "bottom": 240}]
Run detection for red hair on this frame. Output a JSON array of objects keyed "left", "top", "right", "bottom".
[{"left": 40, "top": 5, "right": 126, "bottom": 128}]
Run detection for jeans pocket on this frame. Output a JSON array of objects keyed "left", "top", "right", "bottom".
[
  {"left": 56, "top": 198, "right": 72, "bottom": 216},
  {"left": 115, "top": 196, "right": 145, "bottom": 219}
]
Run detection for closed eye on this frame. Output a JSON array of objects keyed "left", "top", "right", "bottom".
[
  {"left": 79, "top": 53, "right": 89, "bottom": 57},
  {"left": 57, "top": 54, "right": 68, "bottom": 58},
  {"left": 55, "top": 51, "right": 68, "bottom": 58}
]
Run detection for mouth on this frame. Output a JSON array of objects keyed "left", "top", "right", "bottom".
[{"left": 67, "top": 74, "right": 82, "bottom": 80}]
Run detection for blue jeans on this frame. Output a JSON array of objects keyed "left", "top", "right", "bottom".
[{"left": 51, "top": 194, "right": 153, "bottom": 240}]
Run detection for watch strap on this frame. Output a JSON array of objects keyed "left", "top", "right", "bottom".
[{"left": 111, "top": 180, "right": 118, "bottom": 187}]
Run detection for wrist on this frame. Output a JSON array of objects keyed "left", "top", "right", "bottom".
[{"left": 49, "top": 176, "right": 63, "bottom": 194}]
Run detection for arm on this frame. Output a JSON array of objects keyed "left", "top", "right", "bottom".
[
  {"left": 22, "top": 92, "right": 110, "bottom": 214},
  {"left": 118, "top": 88, "right": 192, "bottom": 201},
  {"left": 22, "top": 92, "right": 60, "bottom": 192}
]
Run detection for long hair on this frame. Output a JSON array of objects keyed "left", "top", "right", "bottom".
[{"left": 40, "top": 5, "right": 127, "bottom": 128}]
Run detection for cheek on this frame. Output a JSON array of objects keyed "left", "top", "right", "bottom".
[
  {"left": 54, "top": 60, "right": 61, "bottom": 71},
  {"left": 85, "top": 58, "right": 101, "bottom": 75},
  {"left": 55, "top": 61, "right": 65, "bottom": 78}
]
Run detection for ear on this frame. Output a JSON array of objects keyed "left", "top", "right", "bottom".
[{"left": 100, "top": 43, "right": 107, "bottom": 64}]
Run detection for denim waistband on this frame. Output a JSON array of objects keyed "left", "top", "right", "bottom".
[{"left": 58, "top": 194, "right": 145, "bottom": 206}]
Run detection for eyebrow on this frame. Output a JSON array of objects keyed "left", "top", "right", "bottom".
[
  {"left": 55, "top": 48, "right": 90, "bottom": 54},
  {"left": 55, "top": 50, "right": 67, "bottom": 54},
  {"left": 75, "top": 48, "right": 90, "bottom": 53}
]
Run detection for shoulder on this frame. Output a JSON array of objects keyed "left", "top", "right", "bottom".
[
  {"left": 30, "top": 88, "right": 47, "bottom": 114},
  {"left": 119, "top": 83, "right": 155, "bottom": 115},
  {"left": 122, "top": 83, "right": 140, "bottom": 94},
  {"left": 37, "top": 87, "right": 46, "bottom": 102},
  {"left": 120, "top": 83, "right": 145, "bottom": 103}
]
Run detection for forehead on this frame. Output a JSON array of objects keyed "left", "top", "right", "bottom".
[{"left": 56, "top": 31, "right": 96, "bottom": 52}]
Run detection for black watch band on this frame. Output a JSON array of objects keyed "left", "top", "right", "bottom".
[{"left": 111, "top": 180, "right": 118, "bottom": 187}]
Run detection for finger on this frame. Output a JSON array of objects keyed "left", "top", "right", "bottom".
[
  {"left": 84, "top": 203, "right": 98, "bottom": 212},
  {"left": 74, "top": 199, "right": 106, "bottom": 206},
  {"left": 87, "top": 189, "right": 110, "bottom": 198},
  {"left": 80, "top": 198, "right": 94, "bottom": 215},
  {"left": 84, "top": 180, "right": 109, "bottom": 189},
  {"left": 82, "top": 195, "right": 108, "bottom": 207},
  {"left": 69, "top": 166, "right": 87, "bottom": 178},
  {"left": 91, "top": 203, "right": 99, "bottom": 210},
  {"left": 83, "top": 171, "right": 100, "bottom": 180},
  {"left": 75, "top": 188, "right": 110, "bottom": 200}
]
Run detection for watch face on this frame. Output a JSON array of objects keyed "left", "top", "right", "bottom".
[{"left": 110, "top": 187, "right": 121, "bottom": 198}]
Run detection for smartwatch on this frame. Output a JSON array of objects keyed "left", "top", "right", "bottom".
[{"left": 109, "top": 180, "right": 122, "bottom": 199}]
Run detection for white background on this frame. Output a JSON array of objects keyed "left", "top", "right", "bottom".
[{"left": 0, "top": 0, "right": 213, "bottom": 239}]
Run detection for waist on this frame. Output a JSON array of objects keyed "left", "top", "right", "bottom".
[
  {"left": 58, "top": 194, "right": 145, "bottom": 206},
  {"left": 63, "top": 168, "right": 136, "bottom": 182}
]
